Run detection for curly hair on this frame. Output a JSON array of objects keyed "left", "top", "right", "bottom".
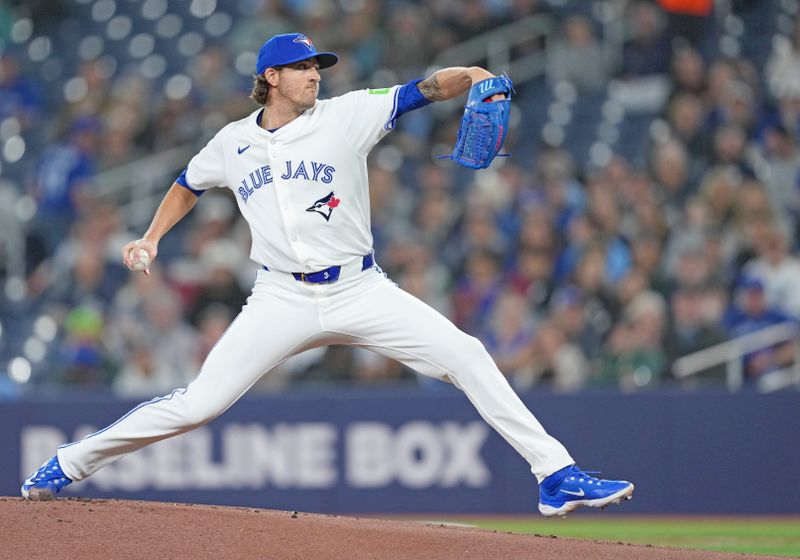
[{"left": 250, "top": 74, "right": 270, "bottom": 105}]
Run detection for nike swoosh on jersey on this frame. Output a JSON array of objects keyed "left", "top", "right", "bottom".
[
  {"left": 237, "top": 145, "right": 251, "bottom": 154},
  {"left": 560, "top": 488, "right": 585, "bottom": 496}
]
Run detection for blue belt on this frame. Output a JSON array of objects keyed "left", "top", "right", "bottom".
[{"left": 262, "top": 253, "right": 375, "bottom": 284}]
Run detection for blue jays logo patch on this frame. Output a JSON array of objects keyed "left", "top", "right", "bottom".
[
  {"left": 306, "top": 191, "right": 340, "bottom": 222},
  {"left": 293, "top": 35, "right": 314, "bottom": 51}
]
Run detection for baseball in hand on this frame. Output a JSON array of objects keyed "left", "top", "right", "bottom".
[{"left": 130, "top": 248, "right": 151, "bottom": 272}]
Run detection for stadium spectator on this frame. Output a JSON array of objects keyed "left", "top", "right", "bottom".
[
  {"left": 742, "top": 222, "right": 800, "bottom": 318},
  {"left": 534, "top": 147, "right": 585, "bottom": 233},
  {"left": 396, "top": 242, "right": 453, "bottom": 317},
  {"left": 710, "top": 125, "right": 754, "bottom": 178},
  {"left": 104, "top": 266, "right": 172, "bottom": 361},
  {"left": 629, "top": 191, "right": 670, "bottom": 241},
  {"left": 449, "top": 204, "right": 507, "bottom": 268},
  {"left": 188, "top": 239, "right": 249, "bottom": 326},
  {"left": 57, "top": 305, "right": 115, "bottom": 388},
  {"left": 668, "top": 240, "right": 716, "bottom": 293},
  {"left": 620, "top": 1, "right": 672, "bottom": 78},
  {"left": 758, "top": 124, "right": 800, "bottom": 232},
  {"left": 384, "top": 4, "right": 435, "bottom": 75},
  {"left": 547, "top": 15, "right": 612, "bottom": 93},
  {"left": 585, "top": 187, "right": 632, "bottom": 283},
  {"left": 766, "top": 18, "right": 800, "bottom": 101},
  {"left": 29, "top": 212, "right": 128, "bottom": 307},
  {"left": 506, "top": 246, "right": 555, "bottom": 311},
  {"left": 63, "top": 59, "right": 114, "bottom": 124},
  {"left": 517, "top": 207, "right": 558, "bottom": 256},
  {"left": 523, "top": 319, "right": 589, "bottom": 392},
  {"left": 169, "top": 193, "right": 240, "bottom": 303},
  {"left": 662, "top": 195, "right": 715, "bottom": 273},
  {"left": 573, "top": 243, "right": 612, "bottom": 298},
  {"left": 0, "top": 51, "right": 41, "bottom": 129},
  {"left": 195, "top": 303, "right": 234, "bottom": 364},
  {"left": 31, "top": 117, "right": 102, "bottom": 251},
  {"left": 552, "top": 213, "right": 595, "bottom": 282},
  {"left": 141, "top": 290, "right": 200, "bottom": 386},
  {"left": 614, "top": 268, "right": 650, "bottom": 315},
  {"left": 595, "top": 290, "right": 668, "bottom": 391},
  {"left": 664, "top": 287, "right": 727, "bottom": 385},
  {"left": 112, "top": 334, "right": 185, "bottom": 399},
  {"left": 228, "top": 0, "right": 292, "bottom": 59},
  {"left": 668, "top": 46, "right": 706, "bottom": 98},
  {"left": 413, "top": 189, "right": 460, "bottom": 253},
  {"left": 194, "top": 46, "right": 253, "bottom": 122},
  {"left": 630, "top": 233, "right": 671, "bottom": 296},
  {"left": 650, "top": 138, "right": 693, "bottom": 217},
  {"left": 99, "top": 127, "right": 146, "bottom": 171},
  {"left": 549, "top": 285, "right": 609, "bottom": 363},
  {"left": 481, "top": 291, "right": 537, "bottom": 382},
  {"left": 721, "top": 276, "right": 797, "bottom": 382},
  {"left": 698, "top": 165, "right": 743, "bottom": 227},
  {"left": 453, "top": 249, "right": 504, "bottom": 335},
  {"left": 707, "top": 80, "right": 761, "bottom": 142},
  {"left": 665, "top": 93, "right": 712, "bottom": 167},
  {"left": 138, "top": 96, "right": 202, "bottom": 153},
  {"left": 368, "top": 166, "right": 414, "bottom": 256}
]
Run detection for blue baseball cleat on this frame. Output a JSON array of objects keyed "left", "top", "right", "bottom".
[
  {"left": 21, "top": 455, "right": 73, "bottom": 500},
  {"left": 538, "top": 464, "right": 634, "bottom": 517}
]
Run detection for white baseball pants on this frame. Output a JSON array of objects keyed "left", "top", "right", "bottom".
[{"left": 58, "top": 261, "right": 574, "bottom": 482}]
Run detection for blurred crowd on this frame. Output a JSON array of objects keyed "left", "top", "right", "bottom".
[{"left": 2, "top": 0, "right": 800, "bottom": 397}]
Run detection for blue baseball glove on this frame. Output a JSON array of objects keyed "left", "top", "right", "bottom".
[{"left": 440, "top": 74, "right": 513, "bottom": 169}]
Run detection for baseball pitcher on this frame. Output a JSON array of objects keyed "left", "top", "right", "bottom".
[{"left": 23, "top": 33, "right": 634, "bottom": 517}]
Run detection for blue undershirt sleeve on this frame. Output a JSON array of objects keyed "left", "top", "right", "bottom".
[
  {"left": 394, "top": 78, "right": 433, "bottom": 119},
  {"left": 175, "top": 167, "right": 204, "bottom": 197}
]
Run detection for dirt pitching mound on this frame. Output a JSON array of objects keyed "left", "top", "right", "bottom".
[{"left": 0, "top": 497, "right": 782, "bottom": 560}]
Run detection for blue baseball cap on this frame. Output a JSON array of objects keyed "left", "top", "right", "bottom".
[
  {"left": 739, "top": 276, "right": 764, "bottom": 292},
  {"left": 255, "top": 33, "right": 338, "bottom": 75}
]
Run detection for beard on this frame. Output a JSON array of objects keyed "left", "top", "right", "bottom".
[{"left": 296, "top": 86, "right": 318, "bottom": 110}]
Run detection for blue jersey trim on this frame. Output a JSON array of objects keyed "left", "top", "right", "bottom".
[
  {"left": 384, "top": 79, "right": 432, "bottom": 130},
  {"left": 176, "top": 167, "right": 204, "bottom": 197},
  {"left": 387, "top": 78, "right": 433, "bottom": 128},
  {"left": 384, "top": 87, "right": 401, "bottom": 131},
  {"left": 256, "top": 108, "right": 280, "bottom": 133}
]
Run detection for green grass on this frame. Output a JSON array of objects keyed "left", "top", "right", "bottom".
[{"left": 448, "top": 517, "right": 800, "bottom": 557}]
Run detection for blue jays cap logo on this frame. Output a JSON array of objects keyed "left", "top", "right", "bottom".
[
  {"left": 306, "top": 191, "right": 340, "bottom": 222},
  {"left": 293, "top": 35, "right": 314, "bottom": 51}
]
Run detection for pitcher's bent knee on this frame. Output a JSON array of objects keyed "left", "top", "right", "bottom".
[
  {"left": 447, "top": 335, "right": 497, "bottom": 378},
  {"left": 170, "top": 388, "right": 229, "bottom": 429}
]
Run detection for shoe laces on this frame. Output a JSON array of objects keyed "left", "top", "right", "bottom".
[
  {"left": 568, "top": 466, "right": 603, "bottom": 485},
  {"left": 34, "top": 461, "right": 61, "bottom": 481}
]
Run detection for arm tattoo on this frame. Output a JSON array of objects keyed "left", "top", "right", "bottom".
[{"left": 417, "top": 75, "right": 445, "bottom": 101}]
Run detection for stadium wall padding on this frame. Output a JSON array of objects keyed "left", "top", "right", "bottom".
[{"left": 2, "top": 389, "right": 798, "bottom": 514}]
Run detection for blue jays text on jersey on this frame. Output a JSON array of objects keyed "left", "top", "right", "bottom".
[{"left": 237, "top": 159, "right": 337, "bottom": 203}]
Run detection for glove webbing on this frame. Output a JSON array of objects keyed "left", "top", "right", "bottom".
[{"left": 436, "top": 105, "right": 511, "bottom": 167}]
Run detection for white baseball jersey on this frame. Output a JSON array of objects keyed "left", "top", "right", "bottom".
[{"left": 182, "top": 87, "right": 403, "bottom": 272}]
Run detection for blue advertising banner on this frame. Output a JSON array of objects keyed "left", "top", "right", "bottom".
[{"left": 2, "top": 389, "right": 799, "bottom": 514}]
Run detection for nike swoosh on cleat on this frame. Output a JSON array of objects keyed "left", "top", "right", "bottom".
[
  {"left": 560, "top": 488, "right": 585, "bottom": 496},
  {"left": 237, "top": 145, "right": 251, "bottom": 154}
]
